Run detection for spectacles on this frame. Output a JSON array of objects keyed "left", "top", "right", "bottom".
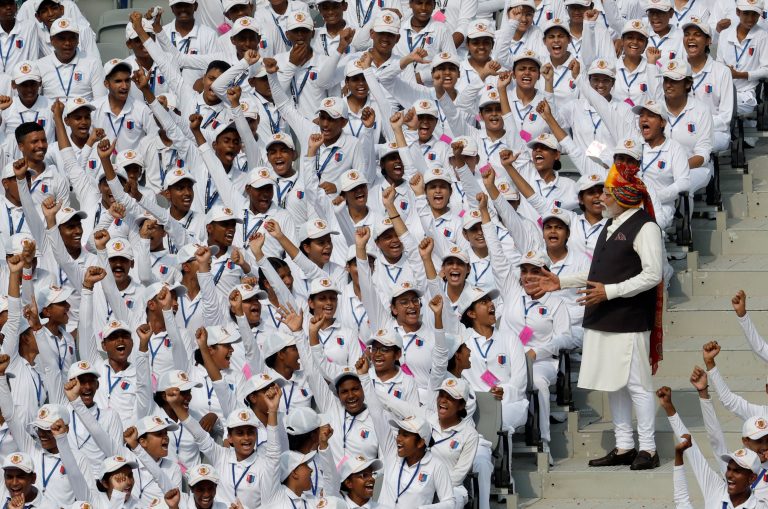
[{"left": 369, "top": 345, "right": 396, "bottom": 353}]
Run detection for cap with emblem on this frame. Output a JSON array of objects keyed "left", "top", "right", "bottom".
[
  {"left": 389, "top": 281, "right": 423, "bottom": 299},
  {"left": 339, "top": 169, "right": 368, "bottom": 192},
  {"left": 430, "top": 51, "right": 460, "bottom": 71},
  {"left": 331, "top": 367, "right": 361, "bottom": 394},
  {"left": 377, "top": 142, "right": 401, "bottom": 160},
  {"left": 498, "top": 181, "right": 520, "bottom": 201},
  {"left": 373, "top": 217, "right": 394, "bottom": 239},
  {"left": 413, "top": 98, "right": 439, "bottom": 118},
  {"left": 372, "top": 11, "right": 400, "bottom": 34},
  {"left": 239, "top": 97, "right": 260, "bottom": 120},
  {"left": 462, "top": 209, "right": 483, "bottom": 229},
  {"left": 452, "top": 136, "right": 479, "bottom": 157},
  {"left": 28, "top": 404, "right": 69, "bottom": 433},
  {"left": 248, "top": 167, "right": 276, "bottom": 189},
  {"left": 12, "top": 61, "right": 40, "bottom": 84},
  {"left": 478, "top": 87, "right": 501, "bottom": 109},
  {"left": 55, "top": 206, "right": 88, "bottom": 226},
  {"left": 721, "top": 448, "right": 761, "bottom": 474},
  {"left": 286, "top": 10, "right": 314, "bottom": 31},
  {"left": 631, "top": 99, "right": 667, "bottom": 117},
  {"left": 467, "top": 20, "right": 495, "bottom": 39},
  {"left": 442, "top": 245, "right": 470, "bottom": 264},
  {"left": 316, "top": 96, "right": 348, "bottom": 119},
  {"left": 286, "top": 406, "right": 322, "bottom": 435},
  {"left": 280, "top": 450, "right": 317, "bottom": 481},
  {"left": 681, "top": 16, "right": 711, "bottom": 36},
  {"left": 104, "top": 58, "right": 132, "bottom": 77},
  {"left": 205, "top": 324, "right": 242, "bottom": 346},
  {"left": 518, "top": 250, "right": 550, "bottom": 268},
  {"left": 456, "top": 286, "right": 500, "bottom": 315},
  {"left": 170, "top": 0, "right": 196, "bottom": 4},
  {"left": 365, "top": 327, "right": 404, "bottom": 349},
  {"left": 388, "top": 415, "right": 432, "bottom": 442},
  {"left": 339, "top": 455, "right": 384, "bottom": 481},
  {"left": 543, "top": 18, "right": 570, "bottom": 34},
  {"left": 223, "top": 0, "right": 252, "bottom": 8},
  {"left": 299, "top": 218, "right": 339, "bottom": 241},
  {"left": 36, "top": 282, "right": 74, "bottom": 309},
  {"left": 64, "top": 97, "right": 95, "bottom": 117},
  {"left": 187, "top": 463, "right": 220, "bottom": 486},
  {"left": 262, "top": 332, "right": 298, "bottom": 359},
  {"left": 235, "top": 283, "right": 267, "bottom": 301},
  {"left": 507, "top": 0, "right": 535, "bottom": 8},
  {"left": 588, "top": 59, "right": 616, "bottom": 78},
  {"left": 265, "top": 132, "right": 295, "bottom": 150},
  {"left": 175, "top": 243, "right": 218, "bottom": 264},
  {"left": 50, "top": 17, "right": 79, "bottom": 36},
  {"left": 136, "top": 415, "right": 180, "bottom": 436},
  {"left": 125, "top": 17, "right": 154, "bottom": 40},
  {"left": 423, "top": 167, "right": 453, "bottom": 185},
  {"left": 101, "top": 319, "right": 131, "bottom": 340},
  {"left": 224, "top": 407, "right": 260, "bottom": 429},
  {"left": 116, "top": 149, "right": 145, "bottom": 171},
  {"left": 162, "top": 167, "right": 197, "bottom": 190},
  {"left": 577, "top": 173, "right": 605, "bottom": 192},
  {"left": 309, "top": 277, "right": 342, "bottom": 297},
  {"left": 239, "top": 372, "right": 287, "bottom": 401},
  {"left": 439, "top": 377, "right": 470, "bottom": 400},
  {"left": 144, "top": 281, "right": 187, "bottom": 301},
  {"left": 5, "top": 233, "right": 35, "bottom": 257},
  {"left": 99, "top": 455, "right": 138, "bottom": 479},
  {"left": 512, "top": 49, "right": 541, "bottom": 67},
  {"left": 229, "top": 16, "right": 260, "bottom": 36},
  {"left": 621, "top": 19, "right": 649, "bottom": 38},
  {"left": 345, "top": 59, "right": 366, "bottom": 78},
  {"left": 645, "top": 0, "right": 673, "bottom": 11},
  {"left": 206, "top": 205, "right": 244, "bottom": 224},
  {"left": 527, "top": 133, "right": 560, "bottom": 151},
  {"left": 662, "top": 59, "right": 692, "bottom": 80},
  {"left": 737, "top": 0, "right": 764, "bottom": 13},
  {"left": 157, "top": 370, "right": 202, "bottom": 392},
  {"left": 2, "top": 453, "right": 33, "bottom": 473},
  {"left": 106, "top": 237, "right": 133, "bottom": 260},
  {"left": 742, "top": 416, "right": 768, "bottom": 440},
  {"left": 68, "top": 360, "right": 100, "bottom": 380},
  {"left": 541, "top": 207, "right": 571, "bottom": 227},
  {"left": 614, "top": 138, "right": 642, "bottom": 160}
]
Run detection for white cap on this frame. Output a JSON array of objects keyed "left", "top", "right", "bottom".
[
  {"left": 50, "top": 17, "right": 79, "bottom": 36},
  {"left": 265, "top": 132, "right": 295, "bottom": 150},
  {"left": 413, "top": 98, "right": 439, "bottom": 118},
  {"left": 456, "top": 286, "right": 500, "bottom": 315},
  {"left": 365, "top": 327, "right": 404, "bottom": 349},
  {"left": 240, "top": 372, "right": 286, "bottom": 399},
  {"left": 99, "top": 455, "right": 138, "bottom": 479},
  {"left": 187, "top": 464, "right": 220, "bottom": 486},
  {"left": 175, "top": 243, "right": 218, "bottom": 264},
  {"left": 339, "top": 456, "right": 383, "bottom": 481},
  {"left": 2, "top": 453, "right": 34, "bottom": 473},
  {"left": 224, "top": 407, "right": 260, "bottom": 429},
  {"left": 577, "top": 173, "right": 605, "bottom": 192},
  {"left": 621, "top": 19, "right": 649, "bottom": 38},
  {"left": 344, "top": 59, "right": 366, "bottom": 78},
  {"left": 163, "top": 167, "right": 196, "bottom": 190},
  {"left": 280, "top": 450, "right": 316, "bottom": 481},
  {"left": 452, "top": 136, "right": 478, "bottom": 157},
  {"left": 645, "top": 0, "right": 673, "bottom": 10},
  {"left": 228, "top": 16, "right": 260, "bottom": 36},
  {"left": 614, "top": 138, "right": 642, "bottom": 160},
  {"left": 737, "top": 0, "right": 764, "bottom": 13},
  {"left": 64, "top": 97, "right": 95, "bottom": 117},
  {"left": 527, "top": 133, "right": 561, "bottom": 151},
  {"left": 262, "top": 332, "right": 297, "bottom": 359},
  {"left": 340, "top": 169, "right": 367, "bottom": 192},
  {"left": 542, "top": 18, "right": 570, "bottom": 34},
  {"left": 372, "top": 11, "right": 400, "bottom": 34},
  {"left": 36, "top": 282, "right": 74, "bottom": 309},
  {"left": 423, "top": 167, "right": 453, "bottom": 185},
  {"left": 248, "top": 167, "right": 276, "bottom": 189},
  {"left": 106, "top": 237, "right": 133, "bottom": 260},
  {"left": 235, "top": 283, "right": 267, "bottom": 301},
  {"left": 388, "top": 415, "right": 432, "bottom": 442},
  {"left": 541, "top": 207, "right": 571, "bottom": 227},
  {"left": 564, "top": 0, "right": 590, "bottom": 5},
  {"left": 12, "top": 61, "right": 40, "bottom": 84},
  {"left": 462, "top": 209, "right": 483, "bottom": 229},
  {"left": 29, "top": 404, "right": 69, "bottom": 432},
  {"left": 115, "top": 149, "right": 145, "bottom": 171},
  {"left": 206, "top": 205, "right": 243, "bottom": 224},
  {"left": 742, "top": 416, "right": 768, "bottom": 439},
  {"left": 285, "top": 11, "right": 314, "bottom": 31},
  {"left": 439, "top": 377, "right": 470, "bottom": 401},
  {"left": 286, "top": 406, "right": 321, "bottom": 435},
  {"left": 136, "top": 415, "right": 180, "bottom": 436},
  {"left": 519, "top": 249, "right": 550, "bottom": 268},
  {"left": 430, "top": 51, "right": 460, "bottom": 71},
  {"left": 478, "top": 87, "right": 501, "bottom": 108},
  {"left": 211, "top": 120, "right": 236, "bottom": 140},
  {"left": 661, "top": 59, "right": 692, "bottom": 80},
  {"left": 55, "top": 206, "right": 87, "bottom": 226},
  {"left": 331, "top": 367, "right": 361, "bottom": 393},
  {"left": 681, "top": 16, "right": 711, "bottom": 36},
  {"left": 588, "top": 59, "right": 616, "bottom": 78},
  {"left": 300, "top": 218, "right": 339, "bottom": 241},
  {"left": 157, "top": 370, "right": 202, "bottom": 392},
  {"left": 239, "top": 97, "right": 260, "bottom": 120},
  {"left": 125, "top": 18, "right": 154, "bottom": 41},
  {"left": 5, "top": 232, "right": 35, "bottom": 256},
  {"left": 223, "top": 0, "right": 252, "bottom": 11},
  {"left": 631, "top": 99, "right": 667, "bottom": 117},
  {"left": 144, "top": 281, "right": 187, "bottom": 301},
  {"left": 170, "top": 0, "right": 196, "bottom": 4},
  {"left": 205, "top": 324, "right": 242, "bottom": 346},
  {"left": 316, "top": 97, "right": 348, "bottom": 119},
  {"left": 373, "top": 217, "right": 395, "bottom": 239},
  {"left": 720, "top": 448, "right": 762, "bottom": 474},
  {"left": 32, "top": 0, "right": 62, "bottom": 12},
  {"left": 101, "top": 319, "right": 131, "bottom": 340},
  {"left": 507, "top": 0, "right": 535, "bottom": 8},
  {"left": 104, "top": 58, "right": 132, "bottom": 77},
  {"left": 467, "top": 20, "right": 495, "bottom": 39},
  {"left": 377, "top": 142, "right": 400, "bottom": 160},
  {"left": 309, "top": 277, "right": 341, "bottom": 297},
  {"left": 442, "top": 245, "right": 470, "bottom": 264},
  {"left": 67, "top": 360, "right": 100, "bottom": 380},
  {"left": 512, "top": 49, "right": 541, "bottom": 67},
  {"left": 390, "top": 281, "right": 423, "bottom": 299}
]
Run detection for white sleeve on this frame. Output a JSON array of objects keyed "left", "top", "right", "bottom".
[{"left": 737, "top": 313, "right": 768, "bottom": 363}]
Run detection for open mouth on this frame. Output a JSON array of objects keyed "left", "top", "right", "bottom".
[
  {"left": 447, "top": 270, "right": 462, "bottom": 283},
  {"left": 224, "top": 231, "right": 235, "bottom": 242},
  {"left": 640, "top": 121, "right": 651, "bottom": 138}
]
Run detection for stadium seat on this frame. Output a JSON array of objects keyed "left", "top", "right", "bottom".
[
  {"left": 97, "top": 42, "right": 130, "bottom": 61},
  {"left": 97, "top": 9, "right": 131, "bottom": 44},
  {"left": 78, "top": 0, "right": 122, "bottom": 28},
  {"left": 128, "top": 0, "right": 162, "bottom": 15}
]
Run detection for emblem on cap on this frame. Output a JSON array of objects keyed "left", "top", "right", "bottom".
[
  {"left": 295, "top": 12, "right": 306, "bottom": 21},
  {"left": 273, "top": 133, "right": 285, "bottom": 141},
  {"left": 376, "top": 329, "right": 386, "bottom": 336},
  {"left": 348, "top": 170, "right": 359, "bottom": 180},
  {"left": 38, "top": 407, "right": 49, "bottom": 419},
  {"left": 445, "top": 378, "right": 457, "bottom": 387},
  {"left": 631, "top": 20, "right": 644, "bottom": 28},
  {"left": 150, "top": 498, "right": 162, "bottom": 507},
  {"left": 382, "top": 13, "right": 393, "bottom": 23},
  {"left": 356, "top": 455, "right": 365, "bottom": 461},
  {"left": 124, "top": 150, "right": 136, "bottom": 159},
  {"left": 317, "top": 499, "right": 327, "bottom": 509},
  {"left": 525, "top": 251, "right": 535, "bottom": 258},
  {"left": 319, "top": 278, "right": 331, "bottom": 287},
  {"left": 322, "top": 98, "right": 335, "bottom": 108},
  {"left": 77, "top": 361, "right": 90, "bottom": 370},
  {"left": 258, "top": 168, "right": 270, "bottom": 178},
  {"left": 419, "top": 100, "right": 431, "bottom": 109},
  {"left": 113, "top": 241, "right": 124, "bottom": 251},
  {"left": 756, "top": 418, "right": 767, "bottom": 429},
  {"left": 153, "top": 416, "right": 164, "bottom": 425},
  {"left": 624, "top": 139, "right": 635, "bottom": 148},
  {"left": 19, "top": 63, "right": 31, "bottom": 74},
  {"left": 198, "top": 465, "right": 210, "bottom": 475},
  {"left": 57, "top": 19, "right": 69, "bottom": 28},
  {"left": 596, "top": 60, "right": 608, "bottom": 69},
  {"left": 223, "top": 207, "right": 234, "bottom": 215},
  {"left": 523, "top": 49, "right": 536, "bottom": 57},
  {"left": 178, "top": 371, "right": 189, "bottom": 382},
  {"left": 439, "top": 52, "right": 451, "bottom": 59},
  {"left": 449, "top": 246, "right": 461, "bottom": 254},
  {"left": 431, "top": 167, "right": 443, "bottom": 175},
  {"left": 239, "top": 411, "right": 250, "bottom": 421},
  {"left": 259, "top": 373, "right": 272, "bottom": 380},
  {"left": 314, "top": 219, "right": 327, "bottom": 229},
  {"left": 589, "top": 174, "right": 600, "bottom": 181},
  {"left": 488, "top": 90, "right": 499, "bottom": 100},
  {"left": 74, "top": 97, "right": 86, "bottom": 105},
  {"left": 240, "top": 101, "right": 249, "bottom": 112},
  {"left": 667, "top": 61, "right": 677, "bottom": 70},
  {"left": 115, "top": 456, "right": 126, "bottom": 462},
  {"left": 9, "top": 454, "right": 22, "bottom": 465},
  {"left": 470, "top": 210, "right": 481, "bottom": 218},
  {"left": 382, "top": 218, "right": 392, "bottom": 225},
  {"left": 499, "top": 182, "right": 510, "bottom": 192},
  {"left": 735, "top": 448, "right": 747, "bottom": 457},
  {"left": 239, "top": 17, "right": 251, "bottom": 26},
  {"left": 476, "top": 22, "right": 487, "bottom": 31}
]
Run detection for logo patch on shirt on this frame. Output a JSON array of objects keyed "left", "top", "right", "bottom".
[
  {"left": 497, "top": 355, "right": 507, "bottom": 365},
  {"left": 334, "top": 152, "right": 343, "bottom": 162},
  {"left": 126, "top": 120, "right": 135, "bottom": 130},
  {"left": 336, "top": 337, "right": 345, "bottom": 346},
  {"left": 687, "top": 123, "right": 696, "bottom": 133},
  {"left": 392, "top": 389, "right": 402, "bottom": 398},
  {"left": 360, "top": 429, "right": 370, "bottom": 439},
  {"left": 639, "top": 83, "right": 647, "bottom": 92},
  {"left": 528, "top": 113, "right": 538, "bottom": 121},
  {"left": 657, "top": 161, "right": 666, "bottom": 169},
  {"left": 15, "top": 39, "right": 22, "bottom": 48},
  {"left": 73, "top": 72, "right": 82, "bottom": 82},
  {"left": 418, "top": 472, "right": 428, "bottom": 482},
  {"left": 704, "top": 84, "right": 713, "bottom": 93},
  {"left": 449, "top": 440, "right": 460, "bottom": 449}
]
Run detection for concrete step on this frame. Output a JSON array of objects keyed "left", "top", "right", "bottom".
[
  {"left": 678, "top": 256, "right": 768, "bottom": 296},
  {"left": 665, "top": 295, "right": 768, "bottom": 334},
  {"left": 519, "top": 498, "right": 686, "bottom": 508},
  {"left": 693, "top": 216, "right": 768, "bottom": 255}
]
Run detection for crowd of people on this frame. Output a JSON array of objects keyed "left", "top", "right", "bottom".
[{"left": 0, "top": 0, "right": 760, "bottom": 506}]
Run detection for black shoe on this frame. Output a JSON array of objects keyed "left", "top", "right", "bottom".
[
  {"left": 588, "top": 448, "right": 637, "bottom": 467},
  {"left": 630, "top": 451, "right": 660, "bottom": 470}
]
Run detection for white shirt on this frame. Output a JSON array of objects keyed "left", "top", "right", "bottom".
[
  {"left": 92, "top": 95, "right": 158, "bottom": 154},
  {"left": 717, "top": 24, "right": 768, "bottom": 94},
  {"left": 36, "top": 50, "right": 107, "bottom": 101}
]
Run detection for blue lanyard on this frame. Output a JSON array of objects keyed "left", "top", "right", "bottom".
[
  {"left": 205, "top": 175, "right": 218, "bottom": 212},
  {"left": 735, "top": 41, "right": 751, "bottom": 65},
  {"left": 473, "top": 336, "right": 494, "bottom": 359},
  {"left": 213, "top": 258, "right": 230, "bottom": 285},
  {"left": 523, "top": 296, "right": 539, "bottom": 319},
  {"left": 554, "top": 264, "right": 566, "bottom": 276},
  {"left": 243, "top": 210, "right": 265, "bottom": 243},
  {"left": 158, "top": 149, "right": 178, "bottom": 186},
  {"left": 31, "top": 369, "right": 43, "bottom": 406},
  {"left": 669, "top": 111, "right": 686, "bottom": 133},
  {"left": 52, "top": 336, "right": 67, "bottom": 370},
  {"left": 173, "top": 423, "right": 184, "bottom": 454},
  {"left": 588, "top": 110, "right": 601, "bottom": 135},
  {"left": 204, "top": 377, "right": 215, "bottom": 407},
  {"left": 58, "top": 267, "right": 68, "bottom": 286},
  {"left": 171, "top": 32, "right": 191, "bottom": 54},
  {"left": 553, "top": 66, "right": 570, "bottom": 89},
  {"left": 290, "top": 499, "right": 308, "bottom": 509},
  {"left": 71, "top": 407, "right": 99, "bottom": 449},
  {"left": 483, "top": 138, "right": 503, "bottom": 159},
  {"left": 581, "top": 218, "right": 602, "bottom": 242},
  {"left": 422, "top": 144, "right": 432, "bottom": 155},
  {"left": 651, "top": 35, "right": 668, "bottom": 49},
  {"left": 509, "top": 40, "right": 524, "bottom": 56},
  {"left": 396, "top": 458, "right": 421, "bottom": 502},
  {"left": 267, "top": 305, "right": 283, "bottom": 329},
  {"left": 282, "top": 380, "right": 296, "bottom": 413},
  {"left": 196, "top": 105, "right": 220, "bottom": 129},
  {"left": 310, "top": 457, "right": 319, "bottom": 495},
  {"left": 348, "top": 117, "right": 364, "bottom": 138},
  {"left": 315, "top": 146, "right": 339, "bottom": 178},
  {"left": 6, "top": 205, "right": 24, "bottom": 234},
  {"left": 41, "top": 454, "right": 61, "bottom": 490},
  {"left": 692, "top": 71, "right": 709, "bottom": 92},
  {"left": 404, "top": 333, "right": 420, "bottom": 351},
  {"left": 342, "top": 411, "right": 357, "bottom": 450},
  {"left": 149, "top": 335, "right": 168, "bottom": 365},
  {"left": 180, "top": 297, "right": 200, "bottom": 328},
  {"left": 752, "top": 468, "right": 766, "bottom": 489},
  {"left": 432, "top": 429, "right": 458, "bottom": 446},
  {"left": 231, "top": 463, "right": 252, "bottom": 496},
  {"left": 290, "top": 67, "right": 314, "bottom": 103},
  {"left": 620, "top": 68, "right": 639, "bottom": 89},
  {"left": 534, "top": 7, "right": 545, "bottom": 25},
  {"left": 356, "top": 0, "right": 377, "bottom": 25},
  {"left": 536, "top": 179, "right": 557, "bottom": 198},
  {"left": 19, "top": 110, "right": 39, "bottom": 125},
  {"left": 54, "top": 61, "right": 77, "bottom": 97},
  {"left": 349, "top": 297, "right": 366, "bottom": 328},
  {"left": 263, "top": 103, "right": 281, "bottom": 133},
  {"left": 569, "top": 38, "right": 581, "bottom": 56},
  {"left": 406, "top": 29, "right": 428, "bottom": 52},
  {"left": 276, "top": 178, "right": 295, "bottom": 207},
  {"left": 271, "top": 12, "right": 291, "bottom": 46},
  {"left": 674, "top": 0, "right": 695, "bottom": 20},
  {"left": 0, "top": 34, "right": 15, "bottom": 72},
  {"left": 641, "top": 151, "right": 662, "bottom": 175},
  {"left": 107, "top": 366, "right": 122, "bottom": 395},
  {"left": 105, "top": 113, "right": 125, "bottom": 140},
  {"left": 384, "top": 264, "right": 402, "bottom": 284},
  {"left": 149, "top": 67, "right": 159, "bottom": 94},
  {"left": 471, "top": 260, "right": 490, "bottom": 284},
  {"left": 514, "top": 102, "right": 532, "bottom": 123}
]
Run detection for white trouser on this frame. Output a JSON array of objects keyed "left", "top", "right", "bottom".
[
  {"left": 453, "top": 485, "right": 469, "bottom": 509},
  {"left": 714, "top": 130, "right": 730, "bottom": 153},
  {"left": 532, "top": 359, "right": 558, "bottom": 443},
  {"left": 690, "top": 166, "right": 713, "bottom": 195},
  {"left": 472, "top": 440, "right": 493, "bottom": 509},
  {"left": 607, "top": 335, "right": 656, "bottom": 452}
]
